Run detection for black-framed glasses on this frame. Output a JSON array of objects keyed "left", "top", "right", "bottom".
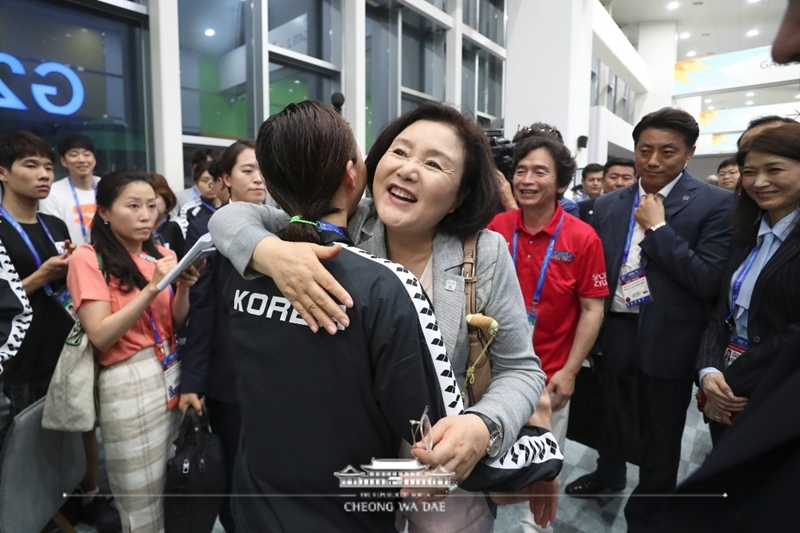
[{"left": 410, "top": 406, "right": 433, "bottom": 451}]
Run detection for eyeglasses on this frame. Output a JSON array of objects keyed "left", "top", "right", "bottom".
[{"left": 410, "top": 406, "right": 433, "bottom": 451}]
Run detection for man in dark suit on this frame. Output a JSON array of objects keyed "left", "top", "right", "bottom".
[
  {"left": 564, "top": 107, "right": 736, "bottom": 532},
  {"left": 577, "top": 158, "right": 636, "bottom": 224}
]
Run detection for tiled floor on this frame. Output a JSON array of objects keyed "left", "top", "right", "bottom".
[{"left": 494, "top": 387, "right": 712, "bottom": 532}]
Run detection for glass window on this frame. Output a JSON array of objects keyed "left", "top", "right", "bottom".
[
  {"left": 424, "top": 0, "right": 447, "bottom": 10},
  {"left": 0, "top": 0, "right": 147, "bottom": 172},
  {"left": 606, "top": 72, "right": 616, "bottom": 112},
  {"left": 461, "top": 46, "right": 478, "bottom": 117},
  {"left": 366, "top": 4, "right": 399, "bottom": 149},
  {"left": 615, "top": 77, "right": 628, "bottom": 122},
  {"left": 478, "top": 0, "right": 505, "bottom": 45},
  {"left": 463, "top": 0, "right": 477, "bottom": 28},
  {"left": 268, "top": 0, "right": 342, "bottom": 64},
  {"left": 401, "top": 10, "right": 446, "bottom": 101},
  {"left": 464, "top": 0, "right": 505, "bottom": 45},
  {"left": 590, "top": 56, "right": 600, "bottom": 106},
  {"left": 268, "top": 61, "right": 335, "bottom": 117},
  {"left": 179, "top": 0, "right": 256, "bottom": 139},
  {"left": 477, "top": 50, "right": 502, "bottom": 117}
]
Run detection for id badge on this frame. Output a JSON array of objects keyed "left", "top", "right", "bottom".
[
  {"left": 724, "top": 333, "right": 749, "bottom": 367},
  {"left": 526, "top": 303, "right": 538, "bottom": 331},
  {"left": 53, "top": 286, "right": 78, "bottom": 322},
  {"left": 158, "top": 342, "right": 181, "bottom": 410},
  {"left": 620, "top": 268, "right": 653, "bottom": 308}
]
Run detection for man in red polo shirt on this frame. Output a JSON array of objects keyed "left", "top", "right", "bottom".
[{"left": 488, "top": 133, "right": 607, "bottom": 532}]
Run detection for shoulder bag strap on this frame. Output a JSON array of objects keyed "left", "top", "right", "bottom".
[{"left": 463, "top": 233, "right": 492, "bottom": 405}]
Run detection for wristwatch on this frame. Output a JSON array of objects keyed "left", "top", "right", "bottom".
[
  {"left": 645, "top": 221, "right": 667, "bottom": 235},
  {"left": 470, "top": 412, "right": 504, "bottom": 459}
]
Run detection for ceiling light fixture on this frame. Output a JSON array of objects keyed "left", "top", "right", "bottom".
[
  {"left": 667, "top": 1, "right": 679, "bottom": 9},
  {"left": 745, "top": 101, "right": 754, "bottom": 105},
  {"left": 747, "top": 29, "right": 759, "bottom": 37},
  {"left": 679, "top": 32, "right": 690, "bottom": 39},
  {"left": 796, "top": 94, "right": 800, "bottom": 99},
  {"left": 708, "top": 106, "right": 715, "bottom": 110},
  {"left": 204, "top": 28, "right": 216, "bottom": 37},
  {"left": 704, "top": 98, "right": 712, "bottom": 103},
  {"left": 745, "top": 92, "right": 755, "bottom": 97},
  {"left": 686, "top": 50, "right": 697, "bottom": 57},
  {"left": 748, "top": 0, "right": 761, "bottom": 3}
]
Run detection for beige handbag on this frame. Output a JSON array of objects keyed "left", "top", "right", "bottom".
[
  {"left": 41, "top": 253, "right": 103, "bottom": 432},
  {"left": 41, "top": 321, "right": 97, "bottom": 432}
]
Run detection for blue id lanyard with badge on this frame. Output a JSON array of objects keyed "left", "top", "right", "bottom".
[
  {"left": 512, "top": 213, "right": 564, "bottom": 330},
  {"left": 68, "top": 179, "right": 97, "bottom": 243},
  {"left": 0, "top": 205, "right": 77, "bottom": 320},
  {"left": 619, "top": 189, "right": 653, "bottom": 308},
  {"left": 724, "top": 246, "right": 761, "bottom": 367},
  {"left": 146, "top": 304, "right": 181, "bottom": 409}
]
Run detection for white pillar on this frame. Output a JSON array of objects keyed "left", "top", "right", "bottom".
[
  {"left": 343, "top": 0, "right": 367, "bottom": 154},
  {"left": 635, "top": 21, "right": 677, "bottom": 118},
  {"left": 506, "top": 0, "right": 593, "bottom": 167},
  {"left": 149, "top": 0, "right": 184, "bottom": 191}
]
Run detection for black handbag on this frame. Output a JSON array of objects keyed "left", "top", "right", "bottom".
[
  {"left": 566, "top": 363, "right": 603, "bottom": 450},
  {"left": 164, "top": 406, "right": 226, "bottom": 533}
]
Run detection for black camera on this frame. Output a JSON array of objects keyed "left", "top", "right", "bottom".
[{"left": 486, "top": 129, "right": 515, "bottom": 183}]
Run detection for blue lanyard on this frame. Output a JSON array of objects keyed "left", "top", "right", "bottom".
[
  {"left": 68, "top": 178, "right": 97, "bottom": 242},
  {"left": 145, "top": 306, "right": 163, "bottom": 346},
  {"left": 727, "top": 245, "right": 762, "bottom": 323},
  {"left": 0, "top": 205, "right": 58, "bottom": 296},
  {"left": 621, "top": 189, "right": 641, "bottom": 266},
  {"left": 512, "top": 213, "right": 565, "bottom": 306},
  {"left": 316, "top": 220, "right": 348, "bottom": 238},
  {"left": 200, "top": 200, "right": 217, "bottom": 213}
]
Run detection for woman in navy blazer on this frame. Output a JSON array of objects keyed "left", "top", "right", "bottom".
[{"left": 697, "top": 123, "right": 800, "bottom": 444}]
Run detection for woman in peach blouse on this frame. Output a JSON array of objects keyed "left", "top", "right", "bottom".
[{"left": 67, "top": 170, "right": 200, "bottom": 533}]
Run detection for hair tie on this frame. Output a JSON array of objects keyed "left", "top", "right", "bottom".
[{"left": 289, "top": 215, "right": 317, "bottom": 227}]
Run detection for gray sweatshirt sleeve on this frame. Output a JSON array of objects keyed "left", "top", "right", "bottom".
[
  {"left": 208, "top": 202, "right": 289, "bottom": 279},
  {"left": 465, "top": 230, "right": 546, "bottom": 455}
]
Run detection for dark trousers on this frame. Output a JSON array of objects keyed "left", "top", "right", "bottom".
[
  {"left": 595, "top": 315, "right": 695, "bottom": 531},
  {"left": 595, "top": 314, "right": 637, "bottom": 487},
  {"left": 624, "top": 375, "right": 693, "bottom": 532},
  {"left": 207, "top": 397, "right": 242, "bottom": 533}
]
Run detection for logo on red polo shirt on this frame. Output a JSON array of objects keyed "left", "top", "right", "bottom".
[
  {"left": 552, "top": 250, "right": 574, "bottom": 263},
  {"left": 592, "top": 273, "right": 608, "bottom": 287}
]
